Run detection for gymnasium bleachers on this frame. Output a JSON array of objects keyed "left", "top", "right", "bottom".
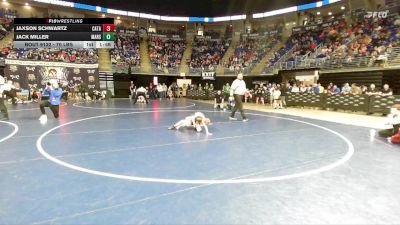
[
  {"left": 189, "top": 35, "right": 230, "bottom": 72},
  {"left": 148, "top": 34, "right": 186, "bottom": 74},
  {"left": 110, "top": 31, "right": 141, "bottom": 73}
]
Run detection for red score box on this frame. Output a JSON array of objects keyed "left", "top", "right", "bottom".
[{"left": 102, "top": 24, "right": 115, "bottom": 32}]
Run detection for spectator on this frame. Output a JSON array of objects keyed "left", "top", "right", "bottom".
[
  {"left": 341, "top": 83, "right": 352, "bottom": 94},
  {"left": 273, "top": 87, "right": 282, "bottom": 109},
  {"left": 291, "top": 83, "right": 300, "bottom": 93},
  {"left": 311, "top": 83, "right": 320, "bottom": 94},
  {"left": 255, "top": 84, "right": 266, "bottom": 105},
  {"left": 214, "top": 90, "right": 224, "bottom": 110},
  {"left": 280, "top": 83, "right": 288, "bottom": 107},
  {"left": 299, "top": 83, "right": 307, "bottom": 93},
  {"left": 330, "top": 85, "right": 341, "bottom": 94},
  {"left": 381, "top": 84, "right": 393, "bottom": 96},
  {"left": 378, "top": 104, "right": 400, "bottom": 138},
  {"left": 351, "top": 83, "right": 362, "bottom": 95},
  {"left": 361, "top": 85, "right": 368, "bottom": 94},
  {"left": 366, "top": 84, "right": 380, "bottom": 95},
  {"left": 223, "top": 83, "right": 231, "bottom": 100},
  {"left": 318, "top": 83, "right": 325, "bottom": 94},
  {"left": 157, "top": 83, "right": 163, "bottom": 99}
]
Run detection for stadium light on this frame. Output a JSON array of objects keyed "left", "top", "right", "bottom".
[
  {"left": 107, "top": 9, "right": 128, "bottom": 16},
  {"left": 140, "top": 13, "right": 161, "bottom": 20},
  {"left": 33, "top": 0, "right": 74, "bottom": 7},
  {"left": 328, "top": 12, "right": 332, "bottom": 15},
  {"left": 127, "top": 11, "right": 140, "bottom": 17},
  {"left": 230, "top": 15, "right": 246, "bottom": 20},
  {"left": 117, "top": 16, "right": 120, "bottom": 20},
  {"left": 317, "top": 11, "right": 321, "bottom": 15},
  {"left": 101, "top": 14, "right": 105, "bottom": 17},
  {"left": 263, "top": 6, "right": 297, "bottom": 17},
  {"left": 213, "top": 16, "right": 230, "bottom": 22},
  {"left": 253, "top": 13, "right": 264, "bottom": 19},
  {"left": 341, "top": 6, "right": 345, "bottom": 10},
  {"left": 160, "top": 16, "right": 189, "bottom": 22},
  {"left": 25, "top": 2, "right": 29, "bottom": 6}
]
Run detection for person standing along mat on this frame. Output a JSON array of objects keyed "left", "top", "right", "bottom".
[
  {"left": 229, "top": 73, "right": 248, "bottom": 122},
  {"left": 0, "top": 75, "right": 9, "bottom": 121},
  {"left": 39, "top": 81, "right": 63, "bottom": 123},
  {"left": 129, "top": 81, "right": 136, "bottom": 100}
]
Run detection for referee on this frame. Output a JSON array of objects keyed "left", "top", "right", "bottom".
[
  {"left": 0, "top": 75, "right": 9, "bottom": 121},
  {"left": 229, "top": 73, "right": 248, "bottom": 122}
]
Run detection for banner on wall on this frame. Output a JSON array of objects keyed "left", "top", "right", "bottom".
[
  {"left": 4, "top": 59, "right": 99, "bottom": 90},
  {"left": 177, "top": 79, "right": 192, "bottom": 88},
  {"left": 201, "top": 71, "right": 216, "bottom": 80},
  {"left": 292, "top": 18, "right": 345, "bottom": 33},
  {"left": 149, "top": 33, "right": 184, "bottom": 40}
]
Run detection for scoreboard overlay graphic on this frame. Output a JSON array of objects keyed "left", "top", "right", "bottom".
[{"left": 13, "top": 18, "right": 115, "bottom": 49}]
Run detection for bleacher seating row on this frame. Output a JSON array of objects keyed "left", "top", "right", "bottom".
[
  {"left": 187, "top": 91, "right": 400, "bottom": 114},
  {"left": 186, "top": 90, "right": 219, "bottom": 100},
  {"left": 287, "top": 93, "right": 400, "bottom": 114}
]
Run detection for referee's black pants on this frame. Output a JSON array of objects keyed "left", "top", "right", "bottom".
[
  {"left": 134, "top": 92, "right": 148, "bottom": 104},
  {"left": 40, "top": 101, "right": 60, "bottom": 118},
  {"left": 230, "top": 94, "right": 247, "bottom": 119},
  {"left": 0, "top": 97, "right": 8, "bottom": 119},
  {"left": 3, "top": 90, "right": 17, "bottom": 104}
]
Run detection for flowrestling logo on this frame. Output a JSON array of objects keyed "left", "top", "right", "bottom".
[{"left": 365, "top": 10, "right": 389, "bottom": 19}]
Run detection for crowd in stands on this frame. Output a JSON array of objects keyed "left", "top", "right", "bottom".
[
  {"left": 284, "top": 82, "right": 393, "bottom": 96},
  {"left": 266, "top": 24, "right": 324, "bottom": 67},
  {"left": 316, "top": 14, "right": 399, "bottom": 63},
  {"left": 244, "top": 81, "right": 393, "bottom": 107},
  {"left": 0, "top": 18, "right": 13, "bottom": 41},
  {"left": 154, "top": 29, "right": 185, "bottom": 36},
  {"left": 189, "top": 37, "right": 230, "bottom": 71},
  {"left": 267, "top": 12, "right": 400, "bottom": 71},
  {"left": 224, "top": 36, "right": 279, "bottom": 72},
  {"left": 0, "top": 8, "right": 18, "bottom": 19},
  {"left": 4, "top": 48, "right": 98, "bottom": 64},
  {"left": 148, "top": 36, "right": 185, "bottom": 72},
  {"left": 110, "top": 33, "right": 141, "bottom": 68}
]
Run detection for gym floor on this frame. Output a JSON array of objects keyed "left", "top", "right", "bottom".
[{"left": 0, "top": 99, "right": 399, "bottom": 224}]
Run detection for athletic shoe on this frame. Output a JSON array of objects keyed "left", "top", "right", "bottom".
[
  {"left": 168, "top": 125, "right": 175, "bottom": 130},
  {"left": 243, "top": 118, "right": 249, "bottom": 122},
  {"left": 39, "top": 115, "right": 47, "bottom": 121},
  {"left": 229, "top": 117, "right": 237, "bottom": 121}
]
